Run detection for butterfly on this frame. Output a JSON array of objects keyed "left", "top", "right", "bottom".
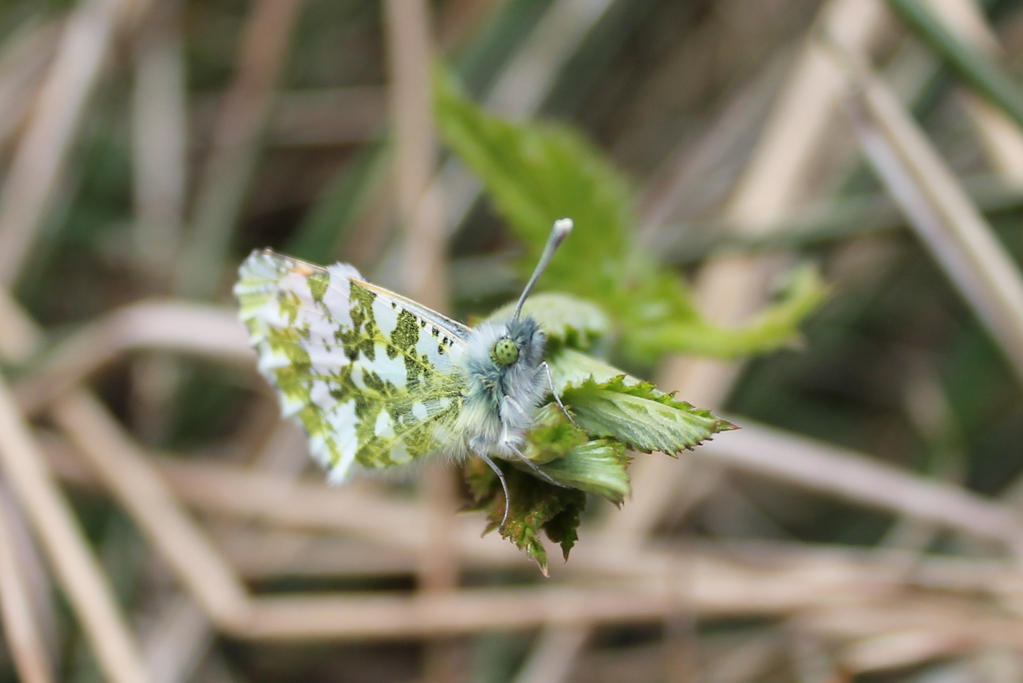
[{"left": 234, "top": 219, "right": 575, "bottom": 526}]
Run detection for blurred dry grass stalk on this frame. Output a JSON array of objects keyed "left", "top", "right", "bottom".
[{"left": 0, "top": 0, "right": 1022, "bottom": 682}]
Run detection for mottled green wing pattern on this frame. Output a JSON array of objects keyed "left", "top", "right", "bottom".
[{"left": 234, "top": 250, "right": 472, "bottom": 481}]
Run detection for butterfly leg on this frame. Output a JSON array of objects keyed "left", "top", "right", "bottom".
[
  {"left": 471, "top": 441, "right": 511, "bottom": 529},
  {"left": 497, "top": 401, "right": 569, "bottom": 489},
  {"left": 504, "top": 440, "right": 568, "bottom": 488},
  {"left": 541, "top": 361, "right": 576, "bottom": 425}
]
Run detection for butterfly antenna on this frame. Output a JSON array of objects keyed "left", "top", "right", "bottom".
[{"left": 512, "top": 218, "right": 573, "bottom": 322}]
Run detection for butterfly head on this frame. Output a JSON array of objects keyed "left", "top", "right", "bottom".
[
  {"left": 462, "top": 218, "right": 571, "bottom": 407},
  {"left": 489, "top": 316, "right": 545, "bottom": 369}
]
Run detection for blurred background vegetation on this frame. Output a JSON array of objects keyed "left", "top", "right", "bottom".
[{"left": 1, "top": 0, "right": 1023, "bottom": 681}]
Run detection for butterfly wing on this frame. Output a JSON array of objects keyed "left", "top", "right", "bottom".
[{"left": 234, "top": 249, "right": 472, "bottom": 482}]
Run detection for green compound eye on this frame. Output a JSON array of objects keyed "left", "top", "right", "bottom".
[{"left": 490, "top": 337, "right": 519, "bottom": 366}]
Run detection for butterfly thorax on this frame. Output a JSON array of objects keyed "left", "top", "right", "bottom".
[{"left": 453, "top": 316, "right": 548, "bottom": 458}]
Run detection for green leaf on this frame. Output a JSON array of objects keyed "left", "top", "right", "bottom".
[
  {"left": 563, "top": 375, "right": 736, "bottom": 455},
  {"left": 542, "top": 502, "right": 582, "bottom": 562},
  {"left": 546, "top": 347, "right": 639, "bottom": 391},
  {"left": 435, "top": 65, "right": 823, "bottom": 361},
  {"left": 623, "top": 264, "right": 829, "bottom": 359},
  {"left": 535, "top": 439, "right": 630, "bottom": 505},
  {"left": 463, "top": 458, "right": 587, "bottom": 575},
  {"left": 545, "top": 347, "right": 732, "bottom": 483},
  {"left": 459, "top": 348, "right": 733, "bottom": 570},
  {"left": 520, "top": 404, "right": 590, "bottom": 464},
  {"left": 519, "top": 404, "right": 632, "bottom": 504},
  {"left": 485, "top": 292, "right": 612, "bottom": 350},
  {"left": 435, "top": 66, "right": 631, "bottom": 297}
]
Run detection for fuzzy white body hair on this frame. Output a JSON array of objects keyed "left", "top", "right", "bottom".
[{"left": 449, "top": 318, "right": 548, "bottom": 460}]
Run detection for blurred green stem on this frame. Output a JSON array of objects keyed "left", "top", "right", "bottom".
[{"left": 887, "top": 0, "right": 1023, "bottom": 130}]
